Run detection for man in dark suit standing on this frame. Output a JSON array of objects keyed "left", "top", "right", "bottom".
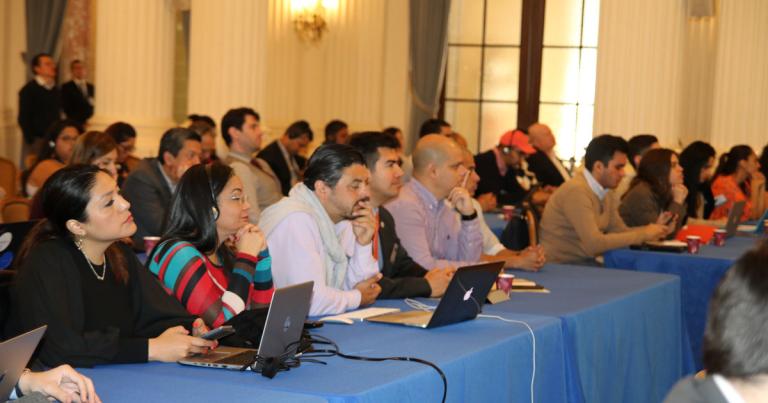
[
  {"left": 60, "top": 60, "right": 94, "bottom": 126},
  {"left": 18, "top": 53, "right": 61, "bottom": 163},
  {"left": 122, "top": 128, "right": 201, "bottom": 248},
  {"left": 257, "top": 120, "right": 312, "bottom": 195},
  {"left": 526, "top": 123, "right": 571, "bottom": 188},
  {"left": 348, "top": 131, "right": 454, "bottom": 299}
]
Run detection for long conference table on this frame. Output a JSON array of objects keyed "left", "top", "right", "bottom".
[
  {"left": 604, "top": 235, "right": 760, "bottom": 370},
  {"left": 79, "top": 264, "right": 691, "bottom": 403},
  {"left": 487, "top": 210, "right": 761, "bottom": 371}
]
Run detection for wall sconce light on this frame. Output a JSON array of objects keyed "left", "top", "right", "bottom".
[{"left": 291, "top": 0, "right": 338, "bottom": 43}]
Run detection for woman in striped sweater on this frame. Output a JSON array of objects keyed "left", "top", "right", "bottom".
[{"left": 148, "top": 163, "right": 274, "bottom": 327}]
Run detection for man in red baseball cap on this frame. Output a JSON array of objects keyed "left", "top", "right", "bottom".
[{"left": 473, "top": 129, "right": 538, "bottom": 207}]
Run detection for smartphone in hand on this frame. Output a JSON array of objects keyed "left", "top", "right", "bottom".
[{"left": 201, "top": 325, "right": 235, "bottom": 340}]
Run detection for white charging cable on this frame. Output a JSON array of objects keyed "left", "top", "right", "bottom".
[
  {"left": 478, "top": 314, "right": 536, "bottom": 403},
  {"left": 404, "top": 299, "right": 536, "bottom": 403}
]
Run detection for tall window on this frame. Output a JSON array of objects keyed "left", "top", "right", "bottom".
[
  {"left": 444, "top": 0, "right": 523, "bottom": 153},
  {"left": 444, "top": 0, "right": 599, "bottom": 160},
  {"left": 539, "top": 0, "right": 599, "bottom": 160}
]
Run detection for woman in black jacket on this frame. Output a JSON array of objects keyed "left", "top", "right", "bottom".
[{"left": 7, "top": 165, "right": 215, "bottom": 367}]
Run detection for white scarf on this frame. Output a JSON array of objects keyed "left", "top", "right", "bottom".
[{"left": 259, "top": 183, "right": 349, "bottom": 288}]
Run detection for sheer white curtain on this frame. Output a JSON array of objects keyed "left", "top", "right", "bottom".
[{"left": 710, "top": 0, "right": 768, "bottom": 154}]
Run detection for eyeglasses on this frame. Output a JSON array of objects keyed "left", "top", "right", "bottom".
[{"left": 228, "top": 193, "right": 249, "bottom": 205}]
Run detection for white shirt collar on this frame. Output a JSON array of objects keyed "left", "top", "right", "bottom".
[
  {"left": 712, "top": 375, "right": 746, "bottom": 403},
  {"left": 583, "top": 169, "right": 608, "bottom": 201},
  {"left": 156, "top": 160, "right": 176, "bottom": 193},
  {"left": 35, "top": 75, "right": 54, "bottom": 90}
]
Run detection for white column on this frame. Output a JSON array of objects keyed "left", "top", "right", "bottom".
[
  {"left": 0, "top": 0, "right": 27, "bottom": 165},
  {"left": 710, "top": 0, "right": 768, "bottom": 153},
  {"left": 186, "top": 0, "right": 268, "bottom": 156},
  {"left": 92, "top": 0, "right": 176, "bottom": 158}
]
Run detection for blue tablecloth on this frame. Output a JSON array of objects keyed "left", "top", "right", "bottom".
[
  {"left": 603, "top": 236, "right": 759, "bottom": 370},
  {"left": 76, "top": 263, "right": 687, "bottom": 403},
  {"left": 498, "top": 264, "right": 692, "bottom": 403},
  {"left": 80, "top": 306, "right": 568, "bottom": 403}
]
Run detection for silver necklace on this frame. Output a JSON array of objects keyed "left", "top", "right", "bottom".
[{"left": 75, "top": 239, "right": 107, "bottom": 281}]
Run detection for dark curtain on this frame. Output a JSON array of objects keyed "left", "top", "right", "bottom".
[
  {"left": 24, "top": 0, "right": 68, "bottom": 77},
  {"left": 407, "top": 0, "right": 452, "bottom": 152}
]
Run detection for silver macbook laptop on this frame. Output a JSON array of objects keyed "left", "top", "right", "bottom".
[
  {"left": 366, "top": 261, "right": 504, "bottom": 329},
  {"left": 179, "top": 281, "right": 313, "bottom": 370},
  {"left": 0, "top": 326, "right": 47, "bottom": 400}
]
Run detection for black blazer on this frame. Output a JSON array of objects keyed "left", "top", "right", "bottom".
[
  {"left": 122, "top": 158, "right": 173, "bottom": 247},
  {"left": 7, "top": 239, "right": 193, "bottom": 367},
  {"left": 61, "top": 80, "right": 94, "bottom": 125},
  {"left": 377, "top": 207, "right": 431, "bottom": 299},
  {"left": 257, "top": 141, "right": 307, "bottom": 196},
  {"left": 526, "top": 149, "right": 568, "bottom": 187},
  {"left": 474, "top": 149, "right": 528, "bottom": 205},
  {"left": 17, "top": 80, "right": 61, "bottom": 143}
]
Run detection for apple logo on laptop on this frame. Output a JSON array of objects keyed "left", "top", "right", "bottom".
[
  {"left": 283, "top": 316, "right": 291, "bottom": 333},
  {"left": 463, "top": 287, "right": 474, "bottom": 301}
]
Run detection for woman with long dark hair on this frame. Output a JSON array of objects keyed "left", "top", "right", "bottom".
[
  {"left": 147, "top": 163, "right": 273, "bottom": 328},
  {"left": 23, "top": 119, "right": 82, "bottom": 197},
  {"left": 710, "top": 145, "right": 765, "bottom": 221},
  {"left": 619, "top": 148, "right": 687, "bottom": 235},
  {"left": 8, "top": 165, "right": 215, "bottom": 367},
  {"left": 679, "top": 141, "right": 717, "bottom": 221}
]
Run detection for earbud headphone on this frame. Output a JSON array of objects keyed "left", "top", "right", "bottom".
[
  {"left": 204, "top": 165, "right": 220, "bottom": 220},
  {"left": 49, "top": 140, "right": 56, "bottom": 148}
]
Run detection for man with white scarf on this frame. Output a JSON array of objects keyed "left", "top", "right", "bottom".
[{"left": 259, "top": 144, "right": 382, "bottom": 316}]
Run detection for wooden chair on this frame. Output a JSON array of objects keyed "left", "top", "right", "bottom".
[
  {"left": 0, "top": 157, "right": 17, "bottom": 198},
  {"left": 2, "top": 197, "right": 31, "bottom": 223},
  {"left": 524, "top": 207, "right": 538, "bottom": 246}
]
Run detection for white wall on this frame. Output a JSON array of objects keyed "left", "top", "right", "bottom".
[{"left": 260, "top": 0, "right": 410, "bottom": 151}]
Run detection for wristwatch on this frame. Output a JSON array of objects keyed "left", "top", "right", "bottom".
[{"left": 460, "top": 210, "right": 478, "bottom": 221}]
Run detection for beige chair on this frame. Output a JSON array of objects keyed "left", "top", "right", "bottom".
[
  {"left": 0, "top": 157, "right": 17, "bottom": 198},
  {"left": 2, "top": 197, "right": 31, "bottom": 223}
]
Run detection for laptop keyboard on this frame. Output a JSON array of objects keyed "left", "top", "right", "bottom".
[{"left": 217, "top": 350, "right": 257, "bottom": 366}]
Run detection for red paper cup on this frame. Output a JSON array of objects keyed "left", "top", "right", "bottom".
[
  {"left": 713, "top": 229, "right": 726, "bottom": 247},
  {"left": 686, "top": 235, "right": 701, "bottom": 254},
  {"left": 143, "top": 236, "right": 161, "bottom": 253},
  {"left": 502, "top": 205, "right": 515, "bottom": 221},
  {"left": 496, "top": 273, "right": 515, "bottom": 294}
]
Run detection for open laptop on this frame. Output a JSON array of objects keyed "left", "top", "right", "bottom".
[
  {"left": 0, "top": 220, "right": 38, "bottom": 270},
  {"left": 724, "top": 201, "right": 745, "bottom": 238},
  {"left": 366, "top": 261, "right": 505, "bottom": 329},
  {"left": 0, "top": 326, "right": 47, "bottom": 400},
  {"left": 179, "top": 281, "right": 313, "bottom": 370}
]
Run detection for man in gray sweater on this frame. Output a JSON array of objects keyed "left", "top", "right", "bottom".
[{"left": 539, "top": 135, "right": 671, "bottom": 264}]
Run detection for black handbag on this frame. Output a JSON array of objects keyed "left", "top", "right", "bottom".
[{"left": 500, "top": 202, "right": 538, "bottom": 250}]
